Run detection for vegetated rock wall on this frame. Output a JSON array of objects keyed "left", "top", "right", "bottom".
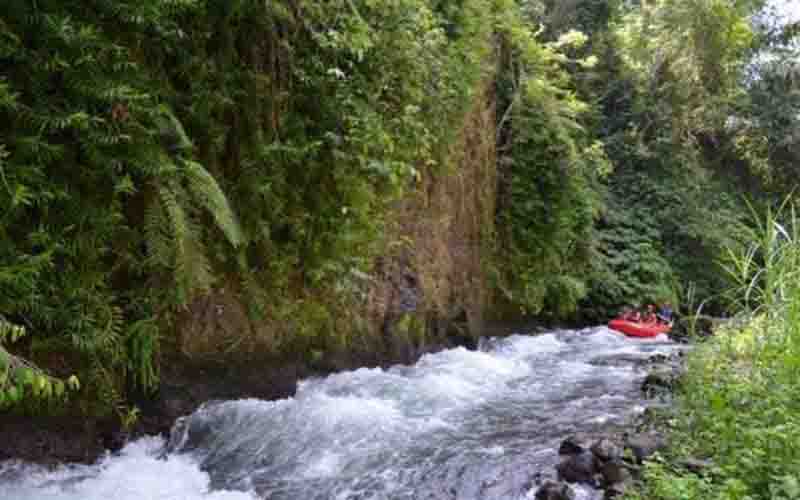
[
  {"left": 0, "top": 77, "right": 499, "bottom": 466},
  {"left": 0, "top": 54, "right": 496, "bottom": 463},
  {"left": 369, "top": 76, "right": 497, "bottom": 362},
  {"left": 174, "top": 76, "right": 497, "bottom": 368}
]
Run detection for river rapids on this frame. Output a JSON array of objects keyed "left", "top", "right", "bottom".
[{"left": 0, "top": 326, "right": 684, "bottom": 500}]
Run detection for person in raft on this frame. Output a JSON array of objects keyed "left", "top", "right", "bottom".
[
  {"left": 621, "top": 306, "right": 641, "bottom": 322},
  {"left": 642, "top": 304, "right": 657, "bottom": 323},
  {"left": 657, "top": 303, "right": 674, "bottom": 326}
]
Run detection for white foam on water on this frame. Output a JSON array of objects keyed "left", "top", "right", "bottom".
[
  {"left": 1, "top": 327, "right": 685, "bottom": 500},
  {"left": 492, "top": 333, "right": 566, "bottom": 358},
  {"left": 0, "top": 437, "right": 256, "bottom": 500},
  {"left": 483, "top": 445, "right": 506, "bottom": 456}
]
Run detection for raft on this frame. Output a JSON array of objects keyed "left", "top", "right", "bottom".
[{"left": 608, "top": 319, "right": 671, "bottom": 338}]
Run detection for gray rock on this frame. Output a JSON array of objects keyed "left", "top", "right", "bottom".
[
  {"left": 559, "top": 436, "right": 586, "bottom": 456},
  {"left": 535, "top": 480, "right": 576, "bottom": 500},
  {"left": 641, "top": 365, "right": 680, "bottom": 393},
  {"left": 591, "top": 438, "right": 622, "bottom": 462},
  {"left": 557, "top": 451, "right": 597, "bottom": 484},
  {"left": 600, "top": 459, "right": 632, "bottom": 486},
  {"left": 603, "top": 481, "right": 630, "bottom": 499},
  {"left": 648, "top": 353, "right": 670, "bottom": 364},
  {"left": 681, "top": 458, "right": 714, "bottom": 475},
  {"left": 625, "top": 434, "right": 666, "bottom": 464}
]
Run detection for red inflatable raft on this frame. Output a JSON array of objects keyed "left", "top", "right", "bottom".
[{"left": 608, "top": 319, "right": 671, "bottom": 338}]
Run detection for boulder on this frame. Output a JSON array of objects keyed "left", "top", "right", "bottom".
[
  {"left": 625, "top": 434, "right": 666, "bottom": 464},
  {"left": 641, "top": 365, "right": 681, "bottom": 394},
  {"left": 535, "top": 480, "right": 576, "bottom": 500},
  {"left": 599, "top": 459, "right": 632, "bottom": 486},
  {"left": 591, "top": 438, "right": 622, "bottom": 462},
  {"left": 647, "top": 353, "right": 670, "bottom": 364},
  {"left": 559, "top": 436, "right": 586, "bottom": 456},
  {"left": 603, "top": 481, "right": 631, "bottom": 499},
  {"left": 556, "top": 451, "right": 597, "bottom": 485}
]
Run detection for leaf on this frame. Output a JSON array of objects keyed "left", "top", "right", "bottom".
[
  {"left": 15, "top": 367, "right": 34, "bottom": 386},
  {"left": 780, "top": 475, "right": 800, "bottom": 498},
  {"left": 36, "top": 375, "right": 47, "bottom": 392}
]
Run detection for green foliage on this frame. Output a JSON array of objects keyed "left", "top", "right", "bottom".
[
  {"left": 0, "top": 0, "right": 499, "bottom": 411},
  {"left": 559, "top": 0, "right": 763, "bottom": 320},
  {"left": 584, "top": 196, "right": 678, "bottom": 318},
  {"left": 737, "top": 21, "right": 800, "bottom": 187},
  {"left": 493, "top": 2, "right": 611, "bottom": 317},
  {"left": 0, "top": 318, "right": 78, "bottom": 409},
  {"left": 629, "top": 199, "right": 800, "bottom": 500}
]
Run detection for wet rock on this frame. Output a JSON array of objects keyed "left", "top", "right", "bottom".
[
  {"left": 101, "top": 430, "right": 128, "bottom": 451},
  {"left": 647, "top": 353, "right": 670, "bottom": 364},
  {"left": 590, "top": 353, "right": 651, "bottom": 367},
  {"left": 603, "top": 481, "right": 631, "bottom": 499},
  {"left": 625, "top": 434, "right": 666, "bottom": 464},
  {"left": 559, "top": 436, "right": 586, "bottom": 456},
  {"left": 557, "top": 451, "right": 597, "bottom": 484},
  {"left": 591, "top": 438, "right": 622, "bottom": 462},
  {"left": 641, "top": 365, "right": 681, "bottom": 393},
  {"left": 599, "top": 459, "right": 632, "bottom": 486},
  {"left": 681, "top": 458, "right": 714, "bottom": 475},
  {"left": 535, "top": 480, "right": 576, "bottom": 500}
]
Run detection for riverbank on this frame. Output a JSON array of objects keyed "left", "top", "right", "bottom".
[
  {"left": 619, "top": 316, "right": 800, "bottom": 500},
  {"left": 532, "top": 347, "right": 687, "bottom": 500}
]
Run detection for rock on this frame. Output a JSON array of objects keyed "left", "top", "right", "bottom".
[
  {"left": 625, "top": 434, "right": 666, "bottom": 464},
  {"left": 556, "top": 451, "right": 597, "bottom": 484},
  {"left": 680, "top": 458, "right": 714, "bottom": 475},
  {"left": 641, "top": 365, "right": 680, "bottom": 393},
  {"left": 101, "top": 431, "right": 128, "bottom": 451},
  {"left": 591, "top": 438, "right": 622, "bottom": 462},
  {"left": 599, "top": 459, "right": 632, "bottom": 486},
  {"left": 559, "top": 436, "right": 586, "bottom": 456},
  {"left": 603, "top": 481, "right": 630, "bottom": 499},
  {"left": 535, "top": 480, "right": 576, "bottom": 500},
  {"left": 648, "top": 353, "right": 670, "bottom": 364}
]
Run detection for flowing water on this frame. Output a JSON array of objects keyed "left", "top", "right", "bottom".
[{"left": 0, "top": 326, "right": 684, "bottom": 500}]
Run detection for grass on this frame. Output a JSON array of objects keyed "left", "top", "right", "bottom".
[{"left": 627, "top": 199, "right": 800, "bottom": 500}]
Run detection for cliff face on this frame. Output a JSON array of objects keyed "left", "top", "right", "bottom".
[
  {"left": 369, "top": 79, "right": 497, "bottom": 360},
  {"left": 173, "top": 79, "right": 497, "bottom": 369}
]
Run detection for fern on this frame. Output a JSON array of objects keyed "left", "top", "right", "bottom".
[
  {"left": 153, "top": 180, "right": 214, "bottom": 303},
  {"left": 181, "top": 159, "right": 244, "bottom": 248}
]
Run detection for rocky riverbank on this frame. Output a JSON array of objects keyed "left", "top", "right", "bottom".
[{"left": 534, "top": 350, "right": 688, "bottom": 500}]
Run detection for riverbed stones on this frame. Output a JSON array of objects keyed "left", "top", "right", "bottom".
[
  {"left": 591, "top": 438, "right": 622, "bottom": 462},
  {"left": 535, "top": 480, "right": 576, "bottom": 500},
  {"left": 641, "top": 364, "right": 684, "bottom": 394},
  {"left": 599, "top": 459, "right": 632, "bottom": 486},
  {"left": 558, "top": 436, "right": 586, "bottom": 456},
  {"left": 603, "top": 480, "right": 630, "bottom": 499},
  {"left": 556, "top": 451, "right": 597, "bottom": 484},
  {"left": 625, "top": 433, "right": 666, "bottom": 464}
]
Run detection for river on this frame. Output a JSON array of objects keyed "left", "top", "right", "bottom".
[{"left": 0, "top": 326, "right": 683, "bottom": 500}]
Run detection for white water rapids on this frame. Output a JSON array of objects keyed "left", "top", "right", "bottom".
[{"left": 0, "top": 326, "right": 684, "bottom": 500}]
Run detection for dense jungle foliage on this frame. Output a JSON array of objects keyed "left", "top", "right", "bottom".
[
  {"left": 628, "top": 204, "right": 800, "bottom": 500},
  {"left": 0, "top": 0, "right": 798, "bottom": 416}
]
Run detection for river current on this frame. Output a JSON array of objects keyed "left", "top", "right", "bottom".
[{"left": 0, "top": 326, "right": 683, "bottom": 500}]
